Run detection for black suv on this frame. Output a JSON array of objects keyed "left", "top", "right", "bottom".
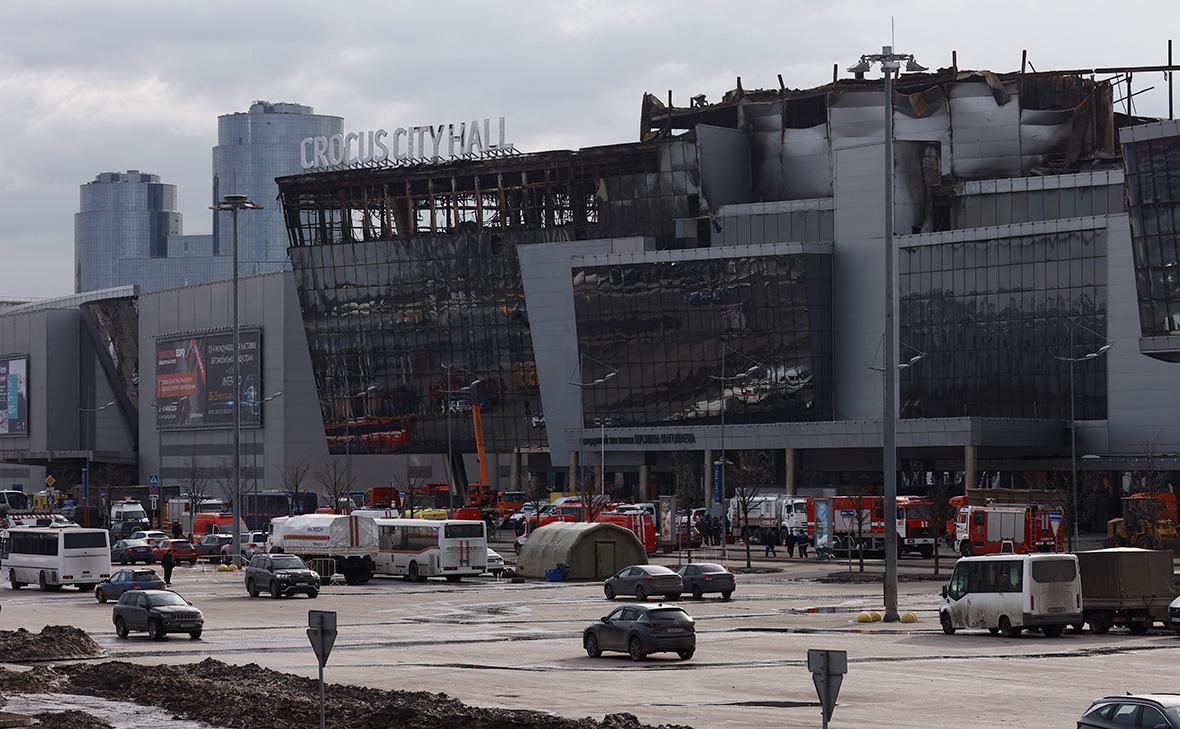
[
  {"left": 113, "top": 589, "right": 203, "bottom": 640},
  {"left": 245, "top": 554, "right": 320, "bottom": 599}
]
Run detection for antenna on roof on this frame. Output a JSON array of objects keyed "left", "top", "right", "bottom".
[{"left": 891, "top": 16, "right": 895, "bottom": 48}]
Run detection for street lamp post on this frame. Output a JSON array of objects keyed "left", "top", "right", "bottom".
[
  {"left": 848, "top": 45, "right": 927, "bottom": 623},
  {"left": 210, "top": 194, "right": 261, "bottom": 563},
  {"left": 570, "top": 355, "right": 618, "bottom": 501},
  {"left": 708, "top": 345, "right": 762, "bottom": 562},
  {"left": 78, "top": 400, "right": 116, "bottom": 528},
  {"left": 441, "top": 364, "right": 483, "bottom": 510},
  {"left": 1055, "top": 320, "right": 1113, "bottom": 552},
  {"left": 594, "top": 417, "right": 612, "bottom": 497}
]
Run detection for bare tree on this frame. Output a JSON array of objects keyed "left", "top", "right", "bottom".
[
  {"left": 315, "top": 459, "right": 356, "bottom": 515},
  {"left": 845, "top": 493, "right": 874, "bottom": 573},
  {"left": 276, "top": 458, "right": 313, "bottom": 517},
  {"left": 672, "top": 451, "right": 704, "bottom": 511},
  {"left": 179, "top": 457, "right": 211, "bottom": 535},
  {"left": 731, "top": 450, "right": 772, "bottom": 569},
  {"left": 576, "top": 464, "right": 609, "bottom": 522},
  {"left": 925, "top": 474, "right": 960, "bottom": 576},
  {"left": 211, "top": 457, "right": 235, "bottom": 507}
]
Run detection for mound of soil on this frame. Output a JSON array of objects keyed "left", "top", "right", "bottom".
[
  {"left": 0, "top": 627, "right": 103, "bottom": 663},
  {"left": 60, "top": 659, "right": 692, "bottom": 729},
  {"left": 32, "top": 710, "right": 113, "bottom": 728}
]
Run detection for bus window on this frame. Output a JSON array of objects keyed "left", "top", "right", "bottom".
[
  {"left": 444, "top": 523, "right": 485, "bottom": 539},
  {"left": 1031, "top": 559, "right": 1076, "bottom": 583},
  {"left": 63, "top": 531, "right": 108, "bottom": 550}
]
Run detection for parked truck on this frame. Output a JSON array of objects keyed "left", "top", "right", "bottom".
[
  {"left": 268, "top": 513, "right": 377, "bottom": 585},
  {"left": 1077, "top": 548, "right": 1174, "bottom": 635}
]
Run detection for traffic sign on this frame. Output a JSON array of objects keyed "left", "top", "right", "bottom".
[
  {"left": 1048, "top": 512, "right": 1063, "bottom": 536},
  {"left": 44, "top": 475, "right": 56, "bottom": 488},
  {"left": 148, "top": 474, "right": 159, "bottom": 495},
  {"left": 808, "top": 648, "right": 848, "bottom": 728},
  {"left": 307, "top": 610, "right": 338, "bottom": 667}
]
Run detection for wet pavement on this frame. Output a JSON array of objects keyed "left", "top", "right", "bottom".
[{"left": 1, "top": 547, "right": 1178, "bottom": 727}]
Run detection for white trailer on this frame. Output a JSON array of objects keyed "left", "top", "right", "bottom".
[
  {"left": 268, "top": 513, "right": 377, "bottom": 584},
  {"left": 727, "top": 495, "right": 783, "bottom": 543}
]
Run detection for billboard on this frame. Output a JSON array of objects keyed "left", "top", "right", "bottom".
[
  {"left": 155, "top": 330, "right": 262, "bottom": 429},
  {"left": 0, "top": 354, "right": 28, "bottom": 436}
]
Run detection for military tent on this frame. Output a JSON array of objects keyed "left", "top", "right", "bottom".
[{"left": 517, "top": 522, "right": 647, "bottom": 580}]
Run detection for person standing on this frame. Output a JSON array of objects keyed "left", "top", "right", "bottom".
[
  {"left": 161, "top": 548, "right": 175, "bottom": 586},
  {"left": 171, "top": 520, "right": 183, "bottom": 539},
  {"left": 763, "top": 531, "right": 777, "bottom": 558},
  {"left": 797, "top": 530, "right": 810, "bottom": 559}
]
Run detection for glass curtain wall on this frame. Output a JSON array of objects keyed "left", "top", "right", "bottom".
[{"left": 1123, "top": 134, "right": 1180, "bottom": 336}]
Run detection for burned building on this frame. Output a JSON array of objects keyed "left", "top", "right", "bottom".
[{"left": 277, "top": 64, "right": 1180, "bottom": 507}]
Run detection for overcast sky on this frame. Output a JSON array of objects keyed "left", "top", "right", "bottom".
[{"left": 0, "top": 0, "right": 1174, "bottom": 298}]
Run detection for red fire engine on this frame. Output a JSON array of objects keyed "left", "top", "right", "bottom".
[{"left": 953, "top": 504, "right": 1063, "bottom": 556}]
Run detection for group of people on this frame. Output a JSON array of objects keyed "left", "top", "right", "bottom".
[
  {"left": 762, "top": 529, "right": 810, "bottom": 558},
  {"left": 694, "top": 514, "right": 729, "bottom": 546}
]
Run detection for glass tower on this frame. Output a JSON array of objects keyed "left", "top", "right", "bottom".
[
  {"left": 212, "top": 101, "right": 342, "bottom": 272},
  {"left": 74, "top": 171, "right": 181, "bottom": 293}
]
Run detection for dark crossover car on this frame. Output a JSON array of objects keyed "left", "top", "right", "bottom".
[
  {"left": 604, "top": 565, "right": 683, "bottom": 601},
  {"left": 245, "top": 554, "right": 320, "bottom": 599},
  {"left": 110, "top": 539, "right": 154, "bottom": 565},
  {"left": 674, "top": 563, "right": 736, "bottom": 600},
  {"left": 194, "top": 533, "right": 233, "bottom": 561},
  {"left": 95, "top": 569, "right": 165, "bottom": 603},
  {"left": 583, "top": 603, "right": 696, "bottom": 661},
  {"left": 113, "top": 589, "right": 204, "bottom": 640},
  {"left": 1078, "top": 695, "right": 1180, "bottom": 728}
]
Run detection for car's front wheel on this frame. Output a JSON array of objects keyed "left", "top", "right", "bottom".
[
  {"left": 247, "top": 579, "right": 259, "bottom": 598},
  {"left": 584, "top": 633, "right": 601, "bottom": 658},
  {"left": 189, "top": 629, "right": 202, "bottom": 640},
  {"left": 271, "top": 582, "right": 282, "bottom": 599},
  {"left": 940, "top": 612, "right": 956, "bottom": 635},
  {"left": 628, "top": 637, "right": 646, "bottom": 662},
  {"left": 148, "top": 619, "right": 166, "bottom": 640},
  {"left": 307, "top": 590, "right": 319, "bottom": 599},
  {"left": 604, "top": 584, "right": 615, "bottom": 600},
  {"left": 114, "top": 617, "right": 129, "bottom": 639},
  {"left": 95, "top": 588, "right": 107, "bottom": 604}
]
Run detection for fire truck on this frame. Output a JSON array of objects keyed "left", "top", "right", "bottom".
[
  {"left": 953, "top": 504, "right": 1063, "bottom": 556},
  {"left": 798, "top": 495, "right": 936, "bottom": 557}
]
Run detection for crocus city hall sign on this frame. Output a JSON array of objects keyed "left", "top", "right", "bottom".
[{"left": 300, "top": 117, "right": 514, "bottom": 170}]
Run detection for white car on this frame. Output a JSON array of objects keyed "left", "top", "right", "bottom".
[
  {"left": 1169, "top": 594, "right": 1180, "bottom": 636},
  {"left": 486, "top": 548, "right": 505, "bottom": 576},
  {"left": 129, "top": 530, "right": 170, "bottom": 547}
]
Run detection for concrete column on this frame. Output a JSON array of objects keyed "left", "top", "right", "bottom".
[
  {"left": 638, "top": 464, "right": 650, "bottom": 502},
  {"left": 964, "top": 444, "right": 978, "bottom": 502},
  {"left": 703, "top": 449, "right": 714, "bottom": 506},
  {"left": 569, "top": 450, "right": 579, "bottom": 493},
  {"left": 509, "top": 449, "right": 520, "bottom": 492},
  {"left": 785, "top": 447, "right": 798, "bottom": 496}
]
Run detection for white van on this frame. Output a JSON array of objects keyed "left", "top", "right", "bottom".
[
  {"left": 2, "top": 527, "right": 112, "bottom": 591},
  {"left": 939, "top": 553, "right": 1082, "bottom": 637}
]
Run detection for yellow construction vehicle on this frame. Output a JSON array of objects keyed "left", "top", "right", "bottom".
[{"left": 1105, "top": 496, "right": 1178, "bottom": 550}]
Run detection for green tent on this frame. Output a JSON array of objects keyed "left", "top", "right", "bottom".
[{"left": 517, "top": 522, "right": 648, "bottom": 580}]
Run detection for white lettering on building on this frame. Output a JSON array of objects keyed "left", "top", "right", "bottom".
[{"left": 299, "top": 117, "right": 514, "bottom": 170}]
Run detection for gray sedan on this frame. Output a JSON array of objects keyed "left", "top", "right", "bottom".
[
  {"left": 110, "top": 539, "right": 154, "bottom": 565},
  {"left": 604, "top": 564, "right": 683, "bottom": 601},
  {"left": 674, "top": 563, "right": 736, "bottom": 600}
]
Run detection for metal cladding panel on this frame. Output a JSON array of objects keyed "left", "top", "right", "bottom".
[
  {"left": 1020, "top": 107, "right": 1076, "bottom": 168},
  {"left": 830, "top": 90, "right": 886, "bottom": 149},
  {"left": 950, "top": 82, "right": 1022, "bottom": 179},
  {"left": 894, "top": 96, "right": 952, "bottom": 176},
  {"left": 781, "top": 125, "right": 833, "bottom": 200},
  {"left": 748, "top": 102, "right": 786, "bottom": 200},
  {"left": 696, "top": 124, "right": 752, "bottom": 209}
]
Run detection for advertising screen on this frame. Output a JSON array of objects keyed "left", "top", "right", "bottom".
[
  {"left": 155, "top": 330, "right": 262, "bottom": 429},
  {"left": 0, "top": 354, "right": 28, "bottom": 436}
]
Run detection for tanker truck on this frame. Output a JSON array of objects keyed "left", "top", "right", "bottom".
[{"left": 268, "top": 513, "right": 377, "bottom": 585}]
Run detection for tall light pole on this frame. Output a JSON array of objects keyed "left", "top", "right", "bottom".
[
  {"left": 78, "top": 400, "right": 116, "bottom": 528},
  {"left": 594, "top": 417, "right": 612, "bottom": 497},
  {"left": 849, "top": 46, "right": 926, "bottom": 622},
  {"left": 570, "top": 354, "right": 617, "bottom": 501},
  {"left": 1055, "top": 320, "right": 1113, "bottom": 552},
  {"left": 210, "top": 194, "right": 261, "bottom": 563},
  {"left": 441, "top": 364, "right": 482, "bottom": 510},
  {"left": 709, "top": 344, "right": 762, "bottom": 562}
]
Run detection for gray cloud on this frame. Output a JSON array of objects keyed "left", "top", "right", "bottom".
[{"left": 0, "top": 0, "right": 1174, "bottom": 297}]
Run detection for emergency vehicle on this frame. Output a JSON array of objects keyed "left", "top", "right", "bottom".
[{"left": 953, "top": 504, "right": 1063, "bottom": 556}]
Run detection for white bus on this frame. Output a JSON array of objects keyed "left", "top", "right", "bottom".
[
  {"left": 373, "top": 518, "right": 487, "bottom": 582},
  {"left": 1, "top": 527, "right": 112, "bottom": 591},
  {"left": 939, "top": 553, "right": 1082, "bottom": 637}
]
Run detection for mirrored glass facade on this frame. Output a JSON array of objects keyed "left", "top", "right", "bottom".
[
  {"left": 290, "top": 233, "right": 543, "bottom": 455},
  {"left": 899, "top": 230, "right": 1108, "bottom": 419},
  {"left": 75, "top": 172, "right": 181, "bottom": 293},
  {"left": 572, "top": 254, "right": 833, "bottom": 427},
  {"left": 1123, "top": 133, "right": 1180, "bottom": 336}
]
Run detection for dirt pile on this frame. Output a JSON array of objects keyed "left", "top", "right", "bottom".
[
  {"left": 0, "top": 627, "right": 103, "bottom": 663},
  {"left": 61, "top": 659, "right": 693, "bottom": 729},
  {"left": 32, "top": 710, "right": 113, "bottom": 728}
]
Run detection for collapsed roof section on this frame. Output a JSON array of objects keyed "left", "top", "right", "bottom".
[{"left": 642, "top": 69, "right": 1121, "bottom": 201}]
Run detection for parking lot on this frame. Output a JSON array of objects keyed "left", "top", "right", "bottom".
[{"left": 2, "top": 550, "right": 1179, "bottom": 728}]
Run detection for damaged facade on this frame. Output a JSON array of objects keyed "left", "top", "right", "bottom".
[{"left": 275, "top": 65, "right": 1180, "bottom": 510}]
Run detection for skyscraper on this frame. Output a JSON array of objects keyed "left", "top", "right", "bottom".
[
  {"left": 212, "top": 101, "right": 342, "bottom": 271},
  {"left": 74, "top": 171, "right": 183, "bottom": 293}
]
